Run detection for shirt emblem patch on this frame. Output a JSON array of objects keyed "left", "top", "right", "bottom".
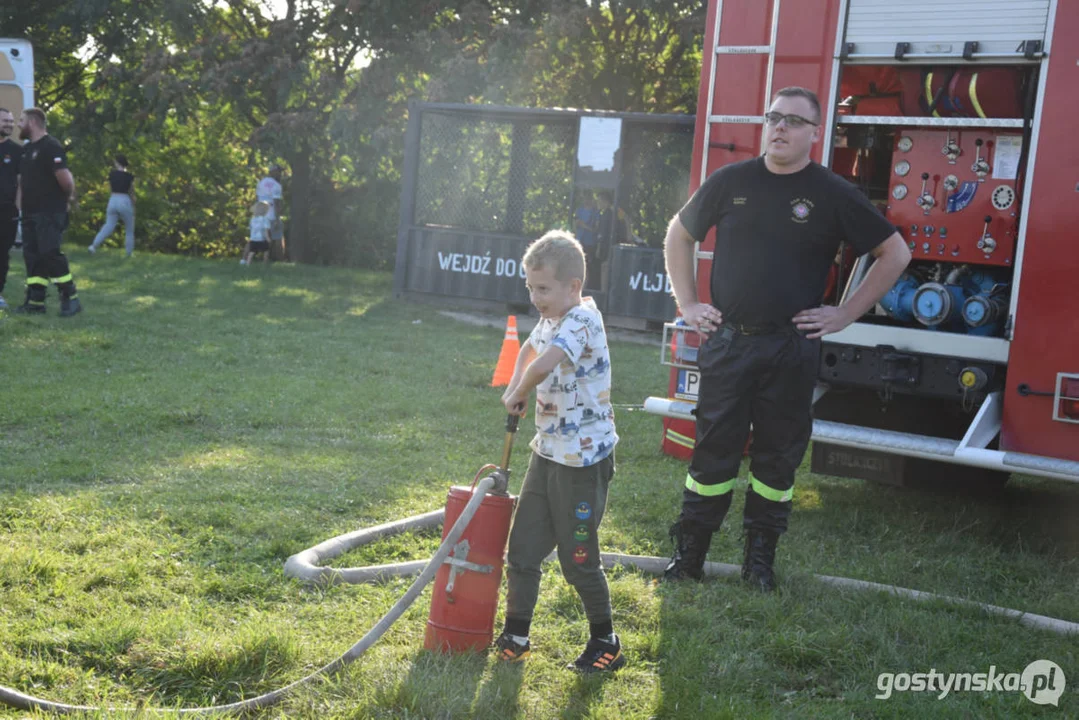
[{"left": 791, "top": 198, "right": 814, "bottom": 224}]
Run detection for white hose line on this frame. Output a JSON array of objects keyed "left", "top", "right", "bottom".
[
  {"left": 287, "top": 512, "right": 1079, "bottom": 638},
  {"left": 599, "top": 554, "right": 1079, "bottom": 636},
  {"left": 0, "top": 477, "right": 498, "bottom": 717},
  {"left": 284, "top": 509, "right": 444, "bottom": 584},
  {"left": 285, "top": 513, "right": 1079, "bottom": 637}
]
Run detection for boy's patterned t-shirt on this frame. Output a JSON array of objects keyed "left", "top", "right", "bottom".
[{"left": 526, "top": 297, "right": 618, "bottom": 467}]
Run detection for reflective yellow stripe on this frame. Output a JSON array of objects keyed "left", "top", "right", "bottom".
[
  {"left": 27, "top": 276, "right": 48, "bottom": 286},
  {"left": 750, "top": 473, "right": 794, "bottom": 503},
  {"left": 925, "top": 71, "right": 940, "bottom": 117},
  {"left": 665, "top": 429, "right": 694, "bottom": 449},
  {"left": 968, "top": 73, "right": 986, "bottom": 118},
  {"left": 685, "top": 473, "right": 736, "bottom": 497},
  {"left": 52, "top": 274, "right": 73, "bottom": 284}
]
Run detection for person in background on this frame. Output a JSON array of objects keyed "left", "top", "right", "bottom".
[
  {"left": 0, "top": 107, "right": 21, "bottom": 310},
  {"left": 256, "top": 164, "right": 284, "bottom": 258},
  {"left": 242, "top": 200, "right": 272, "bottom": 266},
  {"left": 15, "top": 107, "right": 82, "bottom": 317},
  {"left": 573, "top": 191, "right": 600, "bottom": 290},
  {"left": 88, "top": 154, "right": 136, "bottom": 256}
]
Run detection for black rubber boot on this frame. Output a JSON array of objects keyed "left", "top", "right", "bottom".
[
  {"left": 662, "top": 520, "right": 713, "bottom": 581},
  {"left": 59, "top": 295, "right": 82, "bottom": 317},
  {"left": 741, "top": 529, "right": 779, "bottom": 592}
]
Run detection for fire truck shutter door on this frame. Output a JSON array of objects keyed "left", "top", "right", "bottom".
[{"left": 844, "top": 0, "right": 1050, "bottom": 62}]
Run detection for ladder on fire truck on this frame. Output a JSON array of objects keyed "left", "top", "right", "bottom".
[{"left": 695, "top": 0, "right": 785, "bottom": 265}]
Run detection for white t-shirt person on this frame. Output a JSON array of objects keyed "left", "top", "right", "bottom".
[{"left": 256, "top": 176, "right": 282, "bottom": 221}]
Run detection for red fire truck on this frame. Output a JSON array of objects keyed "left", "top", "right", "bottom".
[{"left": 644, "top": 0, "right": 1079, "bottom": 485}]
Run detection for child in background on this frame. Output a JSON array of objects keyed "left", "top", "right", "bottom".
[
  {"left": 242, "top": 201, "right": 272, "bottom": 266},
  {"left": 496, "top": 230, "right": 624, "bottom": 673}
]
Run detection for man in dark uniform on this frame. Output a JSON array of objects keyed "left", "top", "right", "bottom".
[
  {"left": 15, "top": 107, "right": 82, "bottom": 316},
  {"left": 661, "top": 87, "right": 911, "bottom": 590},
  {"left": 0, "top": 107, "right": 20, "bottom": 310}
]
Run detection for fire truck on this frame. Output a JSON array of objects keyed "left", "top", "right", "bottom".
[
  {"left": 0, "top": 39, "right": 34, "bottom": 112},
  {"left": 644, "top": 0, "right": 1079, "bottom": 485}
]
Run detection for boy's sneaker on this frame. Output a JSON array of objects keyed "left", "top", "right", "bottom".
[
  {"left": 568, "top": 634, "right": 626, "bottom": 673},
  {"left": 87, "top": 244, "right": 96, "bottom": 254},
  {"left": 494, "top": 632, "right": 531, "bottom": 663}
]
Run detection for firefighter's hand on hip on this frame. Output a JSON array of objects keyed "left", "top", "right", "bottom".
[
  {"left": 793, "top": 305, "right": 853, "bottom": 339},
  {"left": 682, "top": 302, "right": 722, "bottom": 338}
]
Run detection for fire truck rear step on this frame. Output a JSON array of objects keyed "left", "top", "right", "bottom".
[{"left": 642, "top": 397, "right": 1079, "bottom": 483}]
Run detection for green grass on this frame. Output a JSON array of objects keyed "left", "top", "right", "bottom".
[{"left": 0, "top": 251, "right": 1076, "bottom": 718}]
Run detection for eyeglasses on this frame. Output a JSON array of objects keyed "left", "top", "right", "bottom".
[{"left": 764, "top": 111, "right": 818, "bottom": 128}]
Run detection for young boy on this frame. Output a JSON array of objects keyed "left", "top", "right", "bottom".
[
  {"left": 242, "top": 201, "right": 272, "bottom": 266},
  {"left": 496, "top": 230, "right": 623, "bottom": 673}
]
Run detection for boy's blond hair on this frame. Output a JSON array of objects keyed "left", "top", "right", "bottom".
[
  {"left": 522, "top": 230, "right": 586, "bottom": 282},
  {"left": 251, "top": 200, "right": 271, "bottom": 216}
]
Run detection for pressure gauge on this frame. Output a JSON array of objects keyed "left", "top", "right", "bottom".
[
  {"left": 894, "top": 160, "right": 911, "bottom": 177},
  {"left": 897, "top": 136, "right": 914, "bottom": 153},
  {"left": 943, "top": 174, "right": 959, "bottom": 191},
  {"left": 892, "top": 184, "right": 908, "bottom": 200},
  {"left": 991, "top": 185, "right": 1015, "bottom": 210}
]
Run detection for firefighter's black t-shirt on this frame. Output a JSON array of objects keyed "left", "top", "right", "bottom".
[
  {"left": 0, "top": 138, "right": 21, "bottom": 206},
  {"left": 19, "top": 135, "right": 69, "bottom": 214},
  {"left": 679, "top": 156, "right": 896, "bottom": 326}
]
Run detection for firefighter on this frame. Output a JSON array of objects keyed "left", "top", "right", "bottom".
[
  {"left": 661, "top": 87, "right": 911, "bottom": 590},
  {"left": 15, "top": 107, "right": 82, "bottom": 316},
  {"left": 0, "top": 107, "right": 20, "bottom": 310}
]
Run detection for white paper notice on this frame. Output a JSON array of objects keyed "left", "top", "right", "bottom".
[
  {"left": 993, "top": 136, "right": 1022, "bottom": 180},
  {"left": 577, "top": 117, "right": 623, "bottom": 171}
]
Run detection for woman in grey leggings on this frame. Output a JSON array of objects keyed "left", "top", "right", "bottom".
[{"left": 88, "top": 154, "right": 136, "bottom": 256}]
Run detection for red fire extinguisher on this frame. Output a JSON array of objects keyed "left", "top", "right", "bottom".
[{"left": 424, "top": 415, "right": 520, "bottom": 653}]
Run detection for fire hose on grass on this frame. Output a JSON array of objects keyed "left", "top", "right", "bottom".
[{"left": 3, "top": 416, "right": 1078, "bottom": 716}]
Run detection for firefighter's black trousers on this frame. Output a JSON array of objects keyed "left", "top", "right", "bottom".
[
  {"left": 0, "top": 204, "right": 16, "bottom": 294},
  {"left": 22, "top": 212, "right": 76, "bottom": 305},
  {"left": 681, "top": 323, "right": 820, "bottom": 535}
]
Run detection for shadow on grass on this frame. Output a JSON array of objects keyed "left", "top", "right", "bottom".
[{"left": 802, "top": 475, "right": 1079, "bottom": 557}]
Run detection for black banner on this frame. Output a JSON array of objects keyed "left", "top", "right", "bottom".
[
  {"left": 607, "top": 245, "right": 677, "bottom": 321},
  {"left": 405, "top": 228, "right": 531, "bottom": 304},
  {"left": 405, "top": 228, "right": 677, "bottom": 323}
]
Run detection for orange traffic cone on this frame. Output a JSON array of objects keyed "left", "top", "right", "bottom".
[{"left": 491, "top": 316, "right": 520, "bottom": 387}]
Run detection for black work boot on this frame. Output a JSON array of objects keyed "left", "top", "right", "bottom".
[
  {"left": 14, "top": 302, "right": 45, "bottom": 314},
  {"left": 742, "top": 529, "right": 779, "bottom": 592},
  {"left": 59, "top": 295, "right": 83, "bottom": 317},
  {"left": 662, "top": 520, "right": 713, "bottom": 581}
]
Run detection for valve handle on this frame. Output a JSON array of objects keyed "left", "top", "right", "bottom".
[{"left": 500, "top": 413, "right": 520, "bottom": 475}]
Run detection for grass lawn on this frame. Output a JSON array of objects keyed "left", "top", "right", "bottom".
[{"left": 0, "top": 251, "right": 1076, "bottom": 718}]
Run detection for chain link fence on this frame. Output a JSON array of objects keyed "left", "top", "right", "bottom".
[
  {"left": 412, "top": 105, "right": 693, "bottom": 240},
  {"left": 620, "top": 123, "right": 695, "bottom": 247}
]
